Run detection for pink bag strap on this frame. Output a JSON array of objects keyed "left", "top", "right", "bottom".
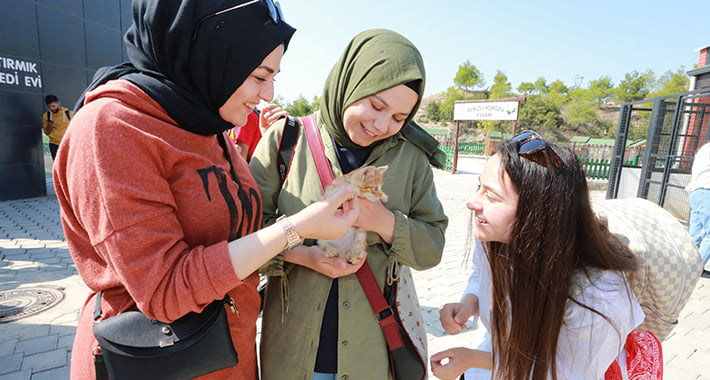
[
  {"left": 301, "top": 114, "right": 333, "bottom": 191},
  {"left": 302, "top": 113, "right": 409, "bottom": 363}
]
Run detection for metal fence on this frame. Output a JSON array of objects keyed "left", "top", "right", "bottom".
[
  {"left": 607, "top": 87, "right": 710, "bottom": 222},
  {"left": 440, "top": 143, "right": 485, "bottom": 171}
]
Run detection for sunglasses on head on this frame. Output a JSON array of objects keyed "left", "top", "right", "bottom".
[
  {"left": 192, "top": 0, "right": 284, "bottom": 42},
  {"left": 510, "top": 130, "right": 565, "bottom": 169}
]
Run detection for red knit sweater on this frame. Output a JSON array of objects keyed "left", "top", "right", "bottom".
[{"left": 54, "top": 80, "right": 262, "bottom": 379}]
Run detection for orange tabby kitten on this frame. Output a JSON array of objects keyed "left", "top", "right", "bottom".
[{"left": 318, "top": 165, "right": 388, "bottom": 264}]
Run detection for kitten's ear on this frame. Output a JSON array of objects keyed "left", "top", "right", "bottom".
[{"left": 377, "top": 165, "right": 388, "bottom": 174}]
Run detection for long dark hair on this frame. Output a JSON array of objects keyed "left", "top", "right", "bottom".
[{"left": 485, "top": 139, "right": 639, "bottom": 380}]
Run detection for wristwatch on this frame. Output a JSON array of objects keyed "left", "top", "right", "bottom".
[{"left": 276, "top": 215, "right": 303, "bottom": 250}]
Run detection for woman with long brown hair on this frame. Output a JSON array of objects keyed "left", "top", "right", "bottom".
[{"left": 431, "top": 131, "right": 650, "bottom": 379}]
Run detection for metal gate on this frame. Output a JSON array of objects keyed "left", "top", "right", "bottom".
[{"left": 607, "top": 87, "right": 710, "bottom": 222}]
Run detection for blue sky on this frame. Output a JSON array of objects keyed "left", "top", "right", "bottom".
[{"left": 273, "top": 0, "right": 709, "bottom": 104}]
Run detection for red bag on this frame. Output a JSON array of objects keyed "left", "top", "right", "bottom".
[{"left": 605, "top": 330, "right": 663, "bottom": 380}]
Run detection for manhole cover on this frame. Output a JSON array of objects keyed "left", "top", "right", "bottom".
[{"left": 0, "top": 287, "right": 64, "bottom": 323}]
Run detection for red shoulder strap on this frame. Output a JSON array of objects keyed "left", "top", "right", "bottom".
[
  {"left": 301, "top": 114, "right": 333, "bottom": 191},
  {"left": 356, "top": 262, "right": 405, "bottom": 351},
  {"left": 302, "top": 114, "right": 405, "bottom": 353}
]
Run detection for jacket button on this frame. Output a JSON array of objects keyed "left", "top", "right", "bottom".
[
  {"left": 342, "top": 301, "right": 350, "bottom": 308},
  {"left": 341, "top": 340, "right": 348, "bottom": 347},
  {"left": 341, "top": 376, "right": 349, "bottom": 380}
]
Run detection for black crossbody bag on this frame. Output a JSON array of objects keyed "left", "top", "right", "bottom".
[{"left": 92, "top": 291, "right": 238, "bottom": 380}]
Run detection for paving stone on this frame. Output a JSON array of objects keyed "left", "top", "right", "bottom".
[
  {"left": 0, "top": 341, "right": 16, "bottom": 356},
  {"left": 57, "top": 335, "right": 74, "bottom": 351},
  {"left": 30, "top": 365, "right": 70, "bottom": 380},
  {"left": 26, "top": 250, "right": 55, "bottom": 259},
  {"left": 15, "top": 336, "right": 58, "bottom": 356},
  {"left": 0, "top": 354, "right": 22, "bottom": 375},
  {"left": 10, "top": 325, "right": 50, "bottom": 342},
  {"left": 1, "top": 250, "right": 28, "bottom": 259},
  {"left": 0, "top": 369, "right": 31, "bottom": 380},
  {"left": 20, "top": 349, "right": 67, "bottom": 372}
]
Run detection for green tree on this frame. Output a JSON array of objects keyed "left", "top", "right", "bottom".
[
  {"left": 271, "top": 95, "right": 287, "bottom": 108},
  {"left": 534, "top": 77, "right": 549, "bottom": 95},
  {"left": 547, "top": 79, "right": 570, "bottom": 108},
  {"left": 587, "top": 76, "right": 614, "bottom": 105},
  {"left": 453, "top": 60, "right": 485, "bottom": 91},
  {"left": 439, "top": 86, "right": 466, "bottom": 120},
  {"left": 517, "top": 81, "right": 536, "bottom": 95},
  {"left": 425, "top": 101, "right": 443, "bottom": 122},
  {"left": 563, "top": 82, "right": 614, "bottom": 136},
  {"left": 565, "top": 102, "right": 600, "bottom": 129},
  {"left": 490, "top": 70, "right": 512, "bottom": 99},
  {"left": 285, "top": 95, "right": 315, "bottom": 116},
  {"left": 649, "top": 67, "right": 689, "bottom": 98},
  {"left": 311, "top": 96, "right": 321, "bottom": 112},
  {"left": 613, "top": 70, "right": 655, "bottom": 103},
  {"left": 517, "top": 96, "right": 563, "bottom": 130}
]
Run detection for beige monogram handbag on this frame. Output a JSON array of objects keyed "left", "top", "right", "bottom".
[{"left": 592, "top": 198, "right": 703, "bottom": 340}]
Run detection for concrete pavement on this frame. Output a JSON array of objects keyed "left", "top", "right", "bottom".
[{"left": 0, "top": 155, "right": 708, "bottom": 379}]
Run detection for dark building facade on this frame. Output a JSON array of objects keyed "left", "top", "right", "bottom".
[{"left": 0, "top": 0, "right": 131, "bottom": 200}]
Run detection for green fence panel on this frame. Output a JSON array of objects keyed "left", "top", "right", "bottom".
[{"left": 580, "top": 158, "right": 611, "bottom": 180}]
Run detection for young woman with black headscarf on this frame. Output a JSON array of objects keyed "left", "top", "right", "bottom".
[{"left": 54, "top": 1, "right": 360, "bottom": 378}]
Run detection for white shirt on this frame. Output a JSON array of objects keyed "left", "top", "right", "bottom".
[
  {"left": 462, "top": 240, "right": 644, "bottom": 380},
  {"left": 686, "top": 142, "right": 710, "bottom": 193}
]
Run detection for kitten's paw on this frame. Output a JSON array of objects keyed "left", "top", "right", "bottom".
[
  {"left": 321, "top": 245, "right": 341, "bottom": 259},
  {"left": 346, "top": 253, "right": 362, "bottom": 265}
]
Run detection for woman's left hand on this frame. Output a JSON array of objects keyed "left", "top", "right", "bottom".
[
  {"left": 259, "top": 103, "right": 287, "bottom": 130},
  {"left": 353, "top": 198, "right": 394, "bottom": 244},
  {"left": 431, "top": 347, "right": 491, "bottom": 379},
  {"left": 285, "top": 245, "right": 366, "bottom": 278}
]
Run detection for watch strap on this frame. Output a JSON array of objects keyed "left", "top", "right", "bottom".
[{"left": 277, "top": 215, "right": 303, "bottom": 250}]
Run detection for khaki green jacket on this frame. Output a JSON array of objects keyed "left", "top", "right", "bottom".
[{"left": 249, "top": 114, "right": 447, "bottom": 380}]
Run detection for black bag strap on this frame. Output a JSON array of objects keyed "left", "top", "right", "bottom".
[
  {"left": 45, "top": 109, "right": 71, "bottom": 122},
  {"left": 277, "top": 116, "right": 300, "bottom": 186},
  {"left": 93, "top": 291, "right": 103, "bottom": 320},
  {"left": 93, "top": 290, "right": 108, "bottom": 380},
  {"left": 94, "top": 352, "right": 109, "bottom": 380}
]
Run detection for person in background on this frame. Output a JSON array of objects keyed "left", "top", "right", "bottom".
[
  {"left": 249, "top": 28, "right": 448, "bottom": 380},
  {"left": 431, "top": 131, "right": 659, "bottom": 380},
  {"left": 686, "top": 141, "right": 710, "bottom": 278},
  {"left": 42, "top": 94, "right": 72, "bottom": 160},
  {"left": 228, "top": 103, "right": 287, "bottom": 161},
  {"left": 53, "top": 1, "right": 359, "bottom": 379}
]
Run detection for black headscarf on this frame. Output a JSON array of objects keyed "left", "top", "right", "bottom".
[{"left": 75, "top": 0, "right": 295, "bottom": 136}]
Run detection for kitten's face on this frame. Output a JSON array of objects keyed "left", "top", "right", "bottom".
[{"left": 329, "top": 165, "right": 389, "bottom": 202}]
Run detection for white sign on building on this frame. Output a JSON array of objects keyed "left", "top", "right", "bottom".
[
  {"left": 454, "top": 100, "right": 519, "bottom": 121},
  {"left": 0, "top": 56, "right": 42, "bottom": 90}
]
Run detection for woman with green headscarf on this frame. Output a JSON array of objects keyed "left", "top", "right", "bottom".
[{"left": 249, "top": 29, "right": 448, "bottom": 379}]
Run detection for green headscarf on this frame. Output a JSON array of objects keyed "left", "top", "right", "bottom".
[{"left": 319, "top": 28, "right": 446, "bottom": 168}]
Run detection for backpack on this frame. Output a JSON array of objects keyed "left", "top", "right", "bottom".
[
  {"left": 276, "top": 116, "right": 300, "bottom": 186},
  {"left": 591, "top": 198, "right": 703, "bottom": 341},
  {"left": 46, "top": 108, "right": 71, "bottom": 122},
  {"left": 255, "top": 116, "right": 300, "bottom": 309}
]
